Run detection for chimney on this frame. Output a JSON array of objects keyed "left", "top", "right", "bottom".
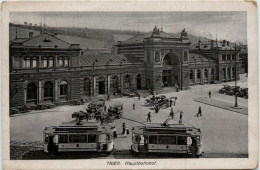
[
  {"left": 227, "top": 41, "right": 229, "bottom": 46},
  {"left": 53, "top": 33, "right": 58, "bottom": 37},
  {"left": 29, "top": 32, "right": 33, "bottom": 39}
]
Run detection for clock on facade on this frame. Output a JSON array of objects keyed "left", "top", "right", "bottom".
[{"left": 155, "top": 51, "right": 160, "bottom": 62}]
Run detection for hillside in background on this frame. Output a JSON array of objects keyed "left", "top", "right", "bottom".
[{"left": 10, "top": 23, "right": 243, "bottom": 50}]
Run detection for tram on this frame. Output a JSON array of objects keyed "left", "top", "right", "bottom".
[
  {"left": 131, "top": 120, "right": 203, "bottom": 157},
  {"left": 43, "top": 120, "right": 115, "bottom": 153}
]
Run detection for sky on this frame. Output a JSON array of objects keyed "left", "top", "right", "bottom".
[{"left": 10, "top": 12, "right": 247, "bottom": 43}]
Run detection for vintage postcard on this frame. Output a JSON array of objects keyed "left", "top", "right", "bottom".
[{"left": 1, "top": 1, "right": 258, "bottom": 169}]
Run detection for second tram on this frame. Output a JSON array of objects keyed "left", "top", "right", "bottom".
[{"left": 131, "top": 122, "right": 203, "bottom": 157}]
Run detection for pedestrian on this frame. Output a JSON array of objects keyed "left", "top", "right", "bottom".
[
  {"left": 113, "top": 126, "right": 117, "bottom": 138},
  {"left": 104, "top": 105, "right": 107, "bottom": 112},
  {"left": 147, "top": 112, "right": 151, "bottom": 122},
  {"left": 176, "top": 84, "right": 179, "bottom": 92},
  {"left": 197, "top": 106, "right": 202, "bottom": 117},
  {"left": 138, "top": 93, "right": 141, "bottom": 101},
  {"left": 180, "top": 111, "right": 183, "bottom": 120},
  {"left": 133, "top": 103, "right": 135, "bottom": 110},
  {"left": 169, "top": 99, "right": 173, "bottom": 107},
  {"left": 122, "top": 123, "right": 126, "bottom": 134},
  {"left": 107, "top": 94, "right": 110, "bottom": 101},
  {"left": 124, "top": 124, "right": 129, "bottom": 137},
  {"left": 155, "top": 105, "right": 159, "bottom": 113},
  {"left": 86, "top": 112, "right": 89, "bottom": 121},
  {"left": 170, "top": 108, "right": 174, "bottom": 119},
  {"left": 209, "top": 90, "right": 211, "bottom": 98}
]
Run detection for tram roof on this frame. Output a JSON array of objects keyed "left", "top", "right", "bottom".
[
  {"left": 132, "top": 123, "right": 202, "bottom": 136},
  {"left": 44, "top": 120, "right": 113, "bottom": 134}
]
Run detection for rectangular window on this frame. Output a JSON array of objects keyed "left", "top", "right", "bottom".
[
  {"left": 177, "top": 136, "right": 186, "bottom": 145},
  {"left": 58, "top": 57, "right": 63, "bottom": 67},
  {"left": 43, "top": 58, "right": 48, "bottom": 67},
  {"left": 60, "top": 84, "right": 67, "bottom": 96},
  {"left": 149, "top": 135, "right": 157, "bottom": 144},
  {"left": 59, "top": 135, "right": 68, "bottom": 143},
  {"left": 32, "top": 58, "right": 37, "bottom": 68},
  {"left": 69, "top": 134, "right": 87, "bottom": 143},
  {"left": 25, "top": 58, "right": 31, "bottom": 68},
  {"left": 88, "top": 134, "right": 97, "bottom": 143},
  {"left": 222, "top": 54, "right": 226, "bottom": 61},
  {"left": 49, "top": 58, "right": 54, "bottom": 67},
  {"left": 227, "top": 54, "right": 231, "bottom": 60},
  {"left": 64, "top": 57, "right": 69, "bottom": 67},
  {"left": 158, "top": 136, "right": 176, "bottom": 144}
]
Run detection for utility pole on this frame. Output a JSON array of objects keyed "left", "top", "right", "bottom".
[{"left": 234, "top": 42, "right": 238, "bottom": 107}]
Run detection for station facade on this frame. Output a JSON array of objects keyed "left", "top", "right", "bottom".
[{"left": 10, "top": 27, "right": 241, "bottom": 107}]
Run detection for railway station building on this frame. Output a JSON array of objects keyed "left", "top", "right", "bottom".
[{"left": 10, "top": 26, "right": 241, "bottom": 107}]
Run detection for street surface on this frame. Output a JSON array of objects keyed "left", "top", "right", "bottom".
[{"left": 10, "top": 74, "right": 248, "bottom": 159}]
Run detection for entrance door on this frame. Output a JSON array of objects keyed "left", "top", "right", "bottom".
[
  {"left": 26, "top": 82, "right": 37, "bottom": 104},
  {"left": 137, "top": 74, "right": 142, "bottom": 90},
  {"left": 44, "top": 81, "right": 53, "bottom": 102},
  {"left": 99, "top": 80, "right": 105, "bottom": 95}
]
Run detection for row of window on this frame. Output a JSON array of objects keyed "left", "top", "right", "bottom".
[
  {"left": 148, "top": 135, "right": 186, "bottom": 145},
  {"left": 222, "top": 67, "right": 235, "bottom": 78},
  {"left": 58, "top": 134, "right": 97, "bottom": 143},
  {"left": 190, "top": 68, "right": 214, "bottom": 80},
  {"left": 222, "top": 54, "right": 236, "bottom": 61},
  {"left": 24, "top": 56, "right": 69, "bottom": 68}
]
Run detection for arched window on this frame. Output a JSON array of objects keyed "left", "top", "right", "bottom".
[
  {"left": 197, "top": 69, "right": 201, "bottom": 79},
  {"left": 43, "top": 57, "right": 54, "bottom": 68},
  {"left": 25, "top": 57, "right": 31, "bottom": 68},
  {"left": 222, "top": 68, "right": 226, "bottom": 78},
  {"left": 60, "top": 81, "right": 68, "bottom": 100},
  {"left": 124, "top": 74, "right": 131, "bottom": 89},
  {"left": 190, "top": 70, "right": 193, "bottom": 79},
  {"left": 204, "top": 69, "right": 208, "bottom": 79},
  {"left": 211, "top": 68, "right": 214, "bottom": 77}
]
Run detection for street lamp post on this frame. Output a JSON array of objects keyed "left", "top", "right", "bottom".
[{"left": 234, "top": 43, "right": 238, "bottom": 107}]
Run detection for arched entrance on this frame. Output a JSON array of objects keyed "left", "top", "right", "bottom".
[
  {"left": 44, "top": 81, "right": 53, "bottom": 102},
  {"left": 162, "top": 53, "right": 181, "bottom": 87},
  {"left": 136, "top": 74, "right": 142, "bottom": 90},
  {"left": 83, "top": 77, "right": 91, "bottom": 96},
  {"left": 60, "top": 81, "right": 68, "bottom": 101},
  {"left": 26, "top": 82, "right": 37, "bottom": 104},
  {"left": 98, "top": 76, "right": 105, "bottom": 95},
  {"left": 111, "top": 75, "right": 119, "bottom": 95}
]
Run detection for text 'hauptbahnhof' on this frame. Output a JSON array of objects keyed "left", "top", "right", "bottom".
[{"left": 10, "top": 26, "right": 247, "bottom": 108}]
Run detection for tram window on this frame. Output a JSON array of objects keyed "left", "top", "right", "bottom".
[
  {"left": 88, "top": 134, "right": 97, "bottom": 143},
  {"left": 69, "top": 134, "right": 87, "bottom": 143},
  {"left": 59, "top": 135, "right": 68, "bottom": 143},
  {"left": 177, "top": 136, "right": 186, "bottom": 145},
  {"left": 158, "top": 136, "right": 176, "bottom": 144},
  {"left": 149, "top": 136, "right": 157, "bottom": 144}
]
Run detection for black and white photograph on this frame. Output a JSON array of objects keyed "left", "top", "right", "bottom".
[{"left": 2, "top": 1, "right": 258, "bottom": 169}]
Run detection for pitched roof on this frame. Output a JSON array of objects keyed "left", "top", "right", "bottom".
[
  {"left": 122, "top": 31, "right": 175, "bottom": 44},
  {"left": 80, "top": 53, "right": 142, "bottom": 66},
  {"left": 10, "top": 33, "right": 79, "bottom": 49}
]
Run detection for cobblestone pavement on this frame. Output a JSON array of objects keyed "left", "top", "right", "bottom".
[{"left": 10, "top": 74, "right": 248, "bottom": 159}]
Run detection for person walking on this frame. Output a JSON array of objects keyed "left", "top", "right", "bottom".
[
  {"left": 122, "top": 123, "right": 126, "bottom": 134},
  {"left": 169, "top": 99, "right": 173, "bottom": 107},
  {"left": 113, "top": 126, "right": 117, "bottom": 138},
  {"left": 170, "top": 108, "right": 174, "bottom": 119},
  {"left": 133, "top": 103, "right": 135, "bottom": 110},
  {"left": 180, "top": 111, "right": 183, "bottom": 120},
  {"left": 208, "top": 90, "right": 211, "bottom": 98},
  {"left": 147, "top": 112, "right": 151, "bottom": 122},
  {"left": 104, "top": 105, "right": 107, "bottom": 112},
  {"left": 138, "top": 93, "right": 141, "bottom": 101},
  {"left": 197, "top": 106, "right": 202, "bottom": 117},
  {"left": 107, "top": 94, "right": 110, "bottom": 101}
]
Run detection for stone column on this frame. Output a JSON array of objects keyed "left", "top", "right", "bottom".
[
  {"left": 38, "top": 55, "right": 42, "bottom": 68},
  {"left": 38, "top": 81, "right": 43, "bottom": 103},
  {"left": 201, "top": 68, "right": 204, "bottom": 83},
  {"left": 93, "top": 76, "right": 96, "bottom": 96},
  {"left": 54, "top": 80, "right": 59, "bottom": 102},
  {"left": 194, "top": 69, "right": 197, "bottom": 82},
  {"left": 24, "top": 87, "right": 27, "bottom": 105},
  {"left": 107, "top": 75, "right": 111, "bottom": 94},
  {"left": 225, "top": 67, "right": 228, "bottom": 80}
]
